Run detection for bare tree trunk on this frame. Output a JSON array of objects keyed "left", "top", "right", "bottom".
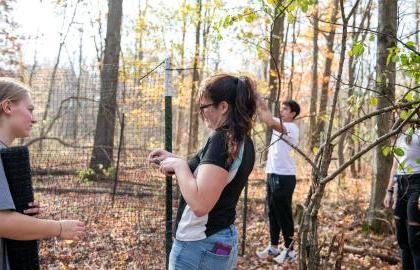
[
  {"left": 90, "top": 0, "right": 123, "bottom": 172},
  {"left": 338, "top": 1, "right": 372, "bottom": 177},
  {"left": 313, "top": 0, "right": 339, "bottom": 149},
  {"left": 368, "top": 0, "right": 397, "bottom": 233},
  {"left": 175, "top": 0, "right": 188, "bottom": 155},
  {"left": 287, "top": 19, "right": 297, "bottom": 100},
  {"left": 135, "top": 0, "right": 148, "bottom": 79},
  {"left": 73, "top": 28, "right": 83, "bottom": 141},
  {"left": 416, "top": 0, "right": 419, "bottom": 47},
  {"left": 265, "top": 8, "right": 285, "bottom": 159},
  {"left": 309, "top": 1, "right": 319, "bottom": 150},
  {"left": 200, "top": 4, "right": 214, "bottom": 79},
  {"left": 187, "top": 0, "right": 202, "bottom": 157},
  {"left": 299, "top": 1, "right": 360, "bottom": 267}
]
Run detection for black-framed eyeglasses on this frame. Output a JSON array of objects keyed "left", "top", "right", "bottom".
[{"left": 199, "top": 103, "right": 216, "bottom": 112}]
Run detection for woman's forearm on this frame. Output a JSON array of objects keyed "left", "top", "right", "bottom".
[
  {"left": 0, "top": 210, "right": 60, "bottom": 240},
  {"left": 174, "top": 166, "right": 201, "bottom": 210}
]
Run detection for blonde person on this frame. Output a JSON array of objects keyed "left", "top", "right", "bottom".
[
  {"left": 0, "top": 78, "right": 85, "bottom": 270},
  {"left": 149, "top": 74, "right": 257, "bottom": 270}
]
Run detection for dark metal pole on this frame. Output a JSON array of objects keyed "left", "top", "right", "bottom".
[
  {"left": 164, "top": 57, "right": 173, "bottom": 269},
  {"left": 241, "top": 179, "right": 249, "bottom": 256},
  {"left": 112, "top": 113, "right": 125, "bottom": 205}
]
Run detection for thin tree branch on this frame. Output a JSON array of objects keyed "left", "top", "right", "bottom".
[{"left": 322, "top": 104, "right": 420, "bottom": 183}]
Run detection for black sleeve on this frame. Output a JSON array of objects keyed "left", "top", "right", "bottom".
[
  {"left": 187, "top": 152, "right": 201, "bottom": 172},
  {"left": 199, "top": 131, "right": 229, "bottom": 171}
]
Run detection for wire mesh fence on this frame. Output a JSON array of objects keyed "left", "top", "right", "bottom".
[
  {"left": 10, "top": 60, "right": 265, "bottom": 269},
  {"left": 17, "top": 62, "right": 170, "bottom": 269}
]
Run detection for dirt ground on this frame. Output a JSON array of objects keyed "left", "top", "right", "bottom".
[{"left": 34, "top": 162, "right": 401, "bottom": 269}]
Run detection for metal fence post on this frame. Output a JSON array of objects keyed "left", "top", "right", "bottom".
[
  {"left": 164, "top": 57, "right": 173, "bottom": 269},
  {"left": 241, "top": 179, "right": 249, "bottom": 256}
]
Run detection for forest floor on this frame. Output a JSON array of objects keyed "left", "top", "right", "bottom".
[
  {"left": 34, "top": 164, "right": 401, "bottom": 269},
  {"left": 237, "top": 167, "right": 400, "bottom": 270}
]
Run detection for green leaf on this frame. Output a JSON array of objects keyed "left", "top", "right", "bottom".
[
  {"left": 222, "top": 15, "right": 234, "bottom": 28},
  {"left": 243, "top": 7, "right": 257, "bottom": 23},
  {"left": 349, "top": 42, "right": 364, "bottom": 57},
  {"left": 407, "top": 166, "right": 413, "bottom": 174},
  {"left": 391, "top": 55, "right": 399, "bottom": 63},
  {"left": 319, "top": 114, "right": 328, "bottom": 122},
  {"left": 406, "top": 127, "right": 414, "bottom": 136},
  {"left": 394, "top": 147, "right": 405, "bottom": 157},
  {"left": 400, "top": 54, "right": 409, "bottom": 66},
  {"left": 287, "top": 12, "right": 296, "bottom": 23},
  {"left": 382, "top": 146, "right": 391, "bottom": 157},
  {"left": 416, "top": 159, "right": 420, "bottom": 164},
  {"left": 406, "top": 41, "right": 416, "bottom": 49},
  {"left": 369, "top": 96, "right": 378, "bottom": 106},
  {"left": 301, "top": 2, "right": 309, "bottom": 12},
  {"left": 400, "top": 110, "right": 409, "bottom": 120},
  {"left": 398, "top": 161, "right": 406, "bottom": 171},
  {"left": 369, "top": 34, "right": 375, "bottom": 42},
  {"left": 406, "top": 91, "right": 415, "bottom": 102}
]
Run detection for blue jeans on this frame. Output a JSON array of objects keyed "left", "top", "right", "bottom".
[{"left": 169, "top": 225, "right": 238, "bottom": 270}]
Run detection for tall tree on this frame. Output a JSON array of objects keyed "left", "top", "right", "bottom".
[
  {"left": 175, "top": 0, "right": 188, "bottom": 154},
  {"left": 337, "top": 0, "right": 372, "bottom": 177},
  {"left": 187, "top": 0, "right": 202, "bottom": 157},
  {"left": 90, "top": 0, "right": 123, "bottom": 172},
  {"left": 265, "top": 3, "right": 285, "bottom": 155},
  {"left": 312, "top": 0, "right": 339, "bottom": 149},
  {"left": 309, "top": 1, "right": 319, "bottom": 150},
  {"left": 367, "top": 0, "right": 397, "bottom": 233}
]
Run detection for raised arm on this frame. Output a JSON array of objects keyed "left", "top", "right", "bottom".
[{"left": 255, "top": 93, "right": 287, "bottom": 134}]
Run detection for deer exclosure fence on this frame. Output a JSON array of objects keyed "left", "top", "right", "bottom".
[{"left": 14, "top": 57, "right": 253, "bottom": 269}]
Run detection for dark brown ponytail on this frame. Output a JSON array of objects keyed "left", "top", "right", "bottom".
[{"left": 198, "top": 74, "right": 256, "bottom": 164}]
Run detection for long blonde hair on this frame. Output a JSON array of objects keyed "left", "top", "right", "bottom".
[{"left": 0, "top": 78, "right": 31, "bottom": 111}]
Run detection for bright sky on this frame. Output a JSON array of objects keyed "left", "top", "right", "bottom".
[
  {"left": 14, "top": 0, "right": 250, "bottom": 73},
  {"left": 12, "top": 0, "right": 419, "bottom": 78}
]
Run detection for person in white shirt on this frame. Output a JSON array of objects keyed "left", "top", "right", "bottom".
[
  {"left": 255, "top": 95, "right": 300, "bottom": 264},
  {"left": 384, "top": 123, "right": 420, "bottom": 270}
]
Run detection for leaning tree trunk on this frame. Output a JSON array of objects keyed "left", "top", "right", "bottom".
[
  {"left": 90, "top": 0, "right": 123, "bottom": 172},
  {"left": 367, "top": 0, "right": 397, "bottom": 233}
]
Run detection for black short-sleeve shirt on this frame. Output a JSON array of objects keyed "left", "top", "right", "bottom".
[{"left": 174, "top": 129, "right": 255, "bottom": 240}]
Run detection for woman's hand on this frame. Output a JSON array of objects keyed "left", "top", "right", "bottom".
[
  {"left": 58, "top": 220, "right": 85, "bottom": 240},
  {"left": 148, "top": 149, "right": 176, "bottom": 165},
  {"left": 24, "top": 201, "right": 41, "bottom": 216},
  {"left": 159, "top": 157, "right": 188, "bottom": 176},
  {"left": 383, "top": 191, "right": 393, "bottom": 208}
]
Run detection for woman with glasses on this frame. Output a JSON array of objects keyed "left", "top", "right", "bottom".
[{"left": 149, "top": 74, "right": 257, "bottom": 270}]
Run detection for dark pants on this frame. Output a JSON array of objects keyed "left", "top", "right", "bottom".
[
  {"left": 394, "top": 173, "right": 420, "bottom": 270},
  {"left": 267, "top": 174, "right": 296, "bottom": 248}
]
